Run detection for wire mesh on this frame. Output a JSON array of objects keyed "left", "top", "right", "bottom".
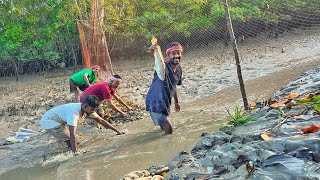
[{"left": 0, "top": 0, "right": 320, "bottom": 79}]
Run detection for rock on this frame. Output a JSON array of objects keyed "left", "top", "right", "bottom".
[
  {"left": 151, "top": 175, "right": 164, "bottom": 180},
  {"left": 201, "top": 132, "right": 209, "bottom": 137},
  {"left": 252, "top": 107, "right": 270, "bottom": 119},
  {"left": 154, "top": 167, "right": 169, "bottom": 175},
  {"left": 265, "top": 109, "right": 281, "bottom": 118},
  {"left": 219, "top": 126, "right": 235, "bottom": 135},
  {"left": 135, "top": 175, "right": 164, "bottom": 180},
  {"left": 122, "top": 170, "right": 150, "bottom": 180},
  {"left": 192, "top": 132, "right": 231, "bottom": 152}
]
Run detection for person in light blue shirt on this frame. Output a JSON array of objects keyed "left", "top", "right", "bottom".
[
  {"left": 40, "top": 95, "right": 123, "bottom": 153},
  {"left": 146, "top": 42, "right": 183, "bottom": 134}
]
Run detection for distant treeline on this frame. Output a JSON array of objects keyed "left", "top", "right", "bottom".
[{"left": 1, "top": 0, "right": 320, "bottom": 77}]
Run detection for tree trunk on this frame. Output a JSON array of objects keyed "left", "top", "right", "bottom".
[
  {"left": 70, "top": 39, "right": 78, "bottom": 66},
  {"left": 66, "top": 28, "right": 78, "bottom": 67},
  {"left": 98, "top": 0, "right": 114, "bottom": 76},
  {"left": 77, "top": 22, "right": 91, "bottom": 68},
  {"left": 12, "top": 59, "right": 19, "bottom": 81},
  {"left": 223, "top": 0, "right": 249, "bottom": 110}
]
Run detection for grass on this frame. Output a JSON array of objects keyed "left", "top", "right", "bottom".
[
  {"left": 226, "top": 104, "right": 255, "bottom": 126},
  {"left": 297, "top": 95, "right": 320, "bottom": 113},
  {"left": 298, "top": 95, "right": 320, "bottom": 104},
  {"left": 277, "top": 109, "right": 286, "bottom": 117}
]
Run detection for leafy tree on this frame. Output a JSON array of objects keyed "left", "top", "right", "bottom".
[
  {"left": 0, "top": 0, "right": 79, "bottom": 77},
  {"left": 0, "top": 0, "right": 319, "bottom": 76}
]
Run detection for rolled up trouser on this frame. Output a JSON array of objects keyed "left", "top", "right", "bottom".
[{"left": 149, "top": 112, "right": 168, "bottom": 126}]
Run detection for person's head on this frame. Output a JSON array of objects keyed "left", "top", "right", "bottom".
[
  {"left": 81, "top": 95, "right": 100, "bottom": 115},
  {"left": 105, "top": 74, "right": 123, "bottom": 89},
  {"left": 165, "top": 42, "right": 183, "bottom": 65},
  {"left": 91, "top": 65, "right": 101, "bottom": 76}
]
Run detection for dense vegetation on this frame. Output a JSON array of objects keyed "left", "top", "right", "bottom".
[{"left": 0, "top": 0, "right": 320, "bottom": 77}]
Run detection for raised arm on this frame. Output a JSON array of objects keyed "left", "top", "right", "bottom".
[{"left": 151, "top": 38, "right": 165, "bottom": 80}]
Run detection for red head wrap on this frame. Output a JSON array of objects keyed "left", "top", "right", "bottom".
[
  {"left": 91, "top": 65, "right": 101, "bottom": 70},
  {"left": 165, "top": 45, "right": 183, "bottom": 56}
]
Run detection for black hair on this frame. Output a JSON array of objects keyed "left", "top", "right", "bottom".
[
  {"left": 113, "top": 74, "right": 122, "bottom": 79},
  {"left": 83, "top": 95, "right": 100, "bottom": 108},
  {"left": 165, "top": 42, "right": 182, "bottom": 50}
]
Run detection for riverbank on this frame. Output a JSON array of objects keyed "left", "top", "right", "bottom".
[
  {"left": 1, "top": 27, "right": 320, "bottom": 179},
  {"left": 122, "top": 66, "right": 320, "bottom": 179}
]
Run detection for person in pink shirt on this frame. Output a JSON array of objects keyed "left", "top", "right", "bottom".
[{"left": 80, "top": 74, "right": 131, "bottom": 117}]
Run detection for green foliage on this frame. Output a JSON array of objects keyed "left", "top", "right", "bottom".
[
  {"left": 226, "top": 104, "right": 255, "bottom": 126},
  {"left": 233, "top": 116, "right": 255, "bottom": 126},
  {"left": 293, "top": 94, "right": 320, "bottom": 113},
  {"left": 309, "top": 96, "right": 320, "bottom": 103},
  {"left": 296, "top": 95, "right": 320, "bottom": 113},
  {"left": 0, "top": 0, "right": 319, "bottom": 73},
  {"left": 298, "top": 95, "right": 320, "bottom": 104},
  {"left": 0, "top": 0, "right": 75, "bottom": 65},
  {"left": 313, "top": 104, "right": 320, "bottom": 111}
]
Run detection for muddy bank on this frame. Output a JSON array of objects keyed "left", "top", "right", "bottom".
[{"left": 123, "top": 67, "right": 320, "bottom": 179}]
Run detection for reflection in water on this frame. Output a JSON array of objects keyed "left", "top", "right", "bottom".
[{"left": 0, "top": 165, "right": 57, "bottom": 180}]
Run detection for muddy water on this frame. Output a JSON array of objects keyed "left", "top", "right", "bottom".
[
  {"left": 1, "top": 59, "right": 320, "bottom": 180},
  {"left": 1, "top": 113, "right": 224, "bottom": 180}
]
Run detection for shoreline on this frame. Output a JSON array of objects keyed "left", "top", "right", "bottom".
[{"left": 122, "top": 66, "right": 320, "bottom": 179}]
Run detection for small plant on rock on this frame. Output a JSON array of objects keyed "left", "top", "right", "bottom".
[
  {"left": 226, "top": 104, "right": 255, "bottom": 126},
  {"left": 277, "top": 109, "right": 286, "bottom": 117}
]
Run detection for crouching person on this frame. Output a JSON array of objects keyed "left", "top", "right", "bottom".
[{"left": 40, "top": 95, "right": 123, "bottom": 153}]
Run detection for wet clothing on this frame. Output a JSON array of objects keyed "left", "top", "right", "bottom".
[
  {"left": 70, "top": 69, "right": 97, "bottom": 86},
  {"left": 80, "top": 82, "right": 116, "bottom": 103},
  {"left": 149, "top": 112, "right": 167, "bottom": 126},
  {"left": 146, "top": 62, "right": 182, "bottom": 116}
]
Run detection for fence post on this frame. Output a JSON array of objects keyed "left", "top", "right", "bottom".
[{"left": 223, "top": 0, "right": 249, "bottom": 110}]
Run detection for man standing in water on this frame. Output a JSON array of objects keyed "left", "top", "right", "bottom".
[
  {"left": 40, "top": 95, "right": 123, "bottom": 153},
  {"left": 146, "top": 41, "right": 183, "bottom": 134},
  {"left": 70, "top": 65, "right": 100, "bottom": 102}
]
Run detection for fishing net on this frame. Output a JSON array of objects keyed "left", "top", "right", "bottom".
[{"left": 77, "top": 0, "right": 113, "bottom": 76}]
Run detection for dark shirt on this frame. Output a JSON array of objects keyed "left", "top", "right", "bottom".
[{"left": 145, "top": 62, "right": 182, "bottom": 116}]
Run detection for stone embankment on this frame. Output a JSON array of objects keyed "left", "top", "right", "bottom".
[{"left": 123, "top": 67, "right": 320, "bottom": 179}]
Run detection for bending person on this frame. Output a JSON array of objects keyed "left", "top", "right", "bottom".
[
  {"left": 80, "top": 74, "right": 131, "bottom": 117},
  {"left": 40, "top": 95, "right": 123, "bottom": 153},
  {"left": 70, "top": 65, "right": 100, "bottom": 102}
]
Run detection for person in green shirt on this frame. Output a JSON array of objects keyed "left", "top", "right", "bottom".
[{"left": 70, "top": 65, "right": 100, "bottom": 102}]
